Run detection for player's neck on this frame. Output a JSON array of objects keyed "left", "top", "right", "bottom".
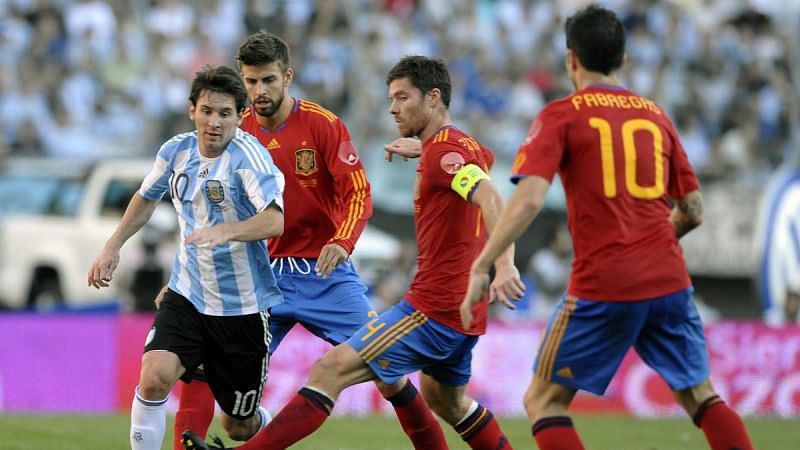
[
  {"left": 256, "top": 96, "right": 295, "bottom": 130},
  {"left": 575, "top": 71, "right": 621, "bottom": 91},
  {"left": 418, "top": 111, "right": 452, "bottom": 143}
]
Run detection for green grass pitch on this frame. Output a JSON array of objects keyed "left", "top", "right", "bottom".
[{"left": 0, "top": 414, "right": 794, "bottom": 449}]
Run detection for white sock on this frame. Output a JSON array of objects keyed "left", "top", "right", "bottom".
[
  {"left": 258, "top": 406, "right": 273, "bottom": 431},
  {"left": 455, "top": 400, "right": 479, "bottom": 426},
  {"left": 130, "top": 386, "right": 168, "bottom": 450}
]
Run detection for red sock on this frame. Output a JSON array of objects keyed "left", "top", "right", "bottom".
[
  {"left": 237, "top": 387, "right": 334, "bottom": 450},
  {"left": 454, "top": 404, "right": 513, "bottom": 450},
  {"left": 531, "top": 416, "right": 585, "bottom": 450},
  {"left": 694, "top": 396, "right": 754, "bottom": 450},
  {"left": 385, "top": 380, "right": 448, "bottom": 450},
  {"left": 173, "top": 380, "right": 215, "bottom": 450}
]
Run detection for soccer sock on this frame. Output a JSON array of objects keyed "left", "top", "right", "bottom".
[
  {"left": 693, "top": 396, "right": 754, "bottom": 450},
  {"left": 130, "top": 386, "right": 168, "bottom": 450},
  {"left": 531, "top": 416, "right": 585, "bottom": 450},
  {"left": 173, "top": 380, "right": 215, "bottom": 450},
  {"left": 454, "top": 401, "right": 513, "bottom": 449},
  {"left": 237, "top": 386, "right": 334, "bottom": 450},
  {"left": 257, "top": 405, "right": 273, "bottom": 431},
  {"left": 385, "top": 380, "right": 448, "bottom": 450}
]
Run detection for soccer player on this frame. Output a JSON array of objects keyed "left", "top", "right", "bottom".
[
  {"left": 461, "top": 6, "right": 755, "bottom": 450},
  {"left": 174, "top": 32, "right": 447, "bottom": 450},
  {"left": 181, "top": 55, "right": 524, "bottom": 450},
  {"left": 88, "top": 65, "right": 285, "bottom": 450}
]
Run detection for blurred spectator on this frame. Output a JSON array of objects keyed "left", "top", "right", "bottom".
[{"left": 525, "top": 222, "right": 572, "bottom": 313}]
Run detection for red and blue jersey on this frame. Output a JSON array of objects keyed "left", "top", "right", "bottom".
[
  {"left": 407, "top": 126, "right": 495, "bottom": 334},
  {"left": 241, "top": 98, "right": 372, "bottom": 258},
  {"left": 512, "top": 85, "right": 699, "bottom": 301}
]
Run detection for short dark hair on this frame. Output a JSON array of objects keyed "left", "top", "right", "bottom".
[
  {"left": 565, "top": 5, "right": 625, "bottom": 75},
  {"left": 188, "top": 65, "right": 248, "bottom": 112},
  {"left": 237, "top": 31, "right": 290, "bottom": 72},
  {"left": 386, "top": 55, "right": 451, "bottom": 108}
]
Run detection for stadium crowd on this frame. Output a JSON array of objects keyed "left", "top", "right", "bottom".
[{"left": 1, "top": 0, "right": 795, "bottom": 196}]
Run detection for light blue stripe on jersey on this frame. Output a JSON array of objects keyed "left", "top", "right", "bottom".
[{"left": 139, "top": 130, "right": 284, "bottom": 316}]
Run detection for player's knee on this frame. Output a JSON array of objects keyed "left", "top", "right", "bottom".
[
  {"left": 673, "top": 378, "right": 716, "bottom": 416},
  {"left": 374, "top": 379, "right": 403, "bottom": 398},
  {"left": 138, "top": 370, "right": 174, "bottom": 400}
]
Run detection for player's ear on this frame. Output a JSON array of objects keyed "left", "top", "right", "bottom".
[
  {"left": 188, "top": 103, "right": 196, "bottom": 121},
  {"left": 427, "top": 88, "right": 441, "bottom": 108},
  {"left": 284, "top": 67, "right": 294, "bottom": 87}
]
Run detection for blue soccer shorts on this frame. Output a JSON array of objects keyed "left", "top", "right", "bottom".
[
  {"left": 268, "top": 257, "right": 373, "bottom": 353},
  {"left": 346, "top": 299, "right": 478, "bottom": 386},
  {"left": 534, "top": 288, "right": 710, "bottom": 395}
]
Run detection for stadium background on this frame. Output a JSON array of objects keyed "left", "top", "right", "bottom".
[{"left": 1, "top": 0, "right": 800, "bottom": 440}]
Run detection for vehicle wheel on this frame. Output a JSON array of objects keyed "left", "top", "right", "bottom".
[{"left": 27, "top": 274, "right": 63, "bottom": 311}]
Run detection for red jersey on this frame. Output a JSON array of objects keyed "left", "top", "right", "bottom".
[
  {"left": 407, "top": 126, "right": 495, "bottom": 334},
  {"left": 240, "top": 99, "right": 372, "bottom": 258},
  {"left": 512, "top": 85, "right": 699, "bottom": 301}
]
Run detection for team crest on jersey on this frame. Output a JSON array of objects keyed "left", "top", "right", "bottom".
[
  {"left": 295, "top": 148, "right": 318, "bottom": 176},
  {"left": 205, "top": 180, "right": 225, "bottom": 203}
]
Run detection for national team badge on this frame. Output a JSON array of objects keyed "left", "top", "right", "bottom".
[
  {"left": 205, "top": 180, "right": 225, "bottom": 203},
  {"left": 295, "top": 148, "right": 318, "bottom": 176}
]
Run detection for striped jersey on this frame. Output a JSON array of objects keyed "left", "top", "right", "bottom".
[
  {"left": 139, "top": 129, "right": 285, "bottom": 316},
  {"left": 240, "top": 98, "right": 372, "bottom": 258}
]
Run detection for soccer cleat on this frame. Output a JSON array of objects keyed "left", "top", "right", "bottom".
[{"left": 182, "top": 430, "right": 227, "bottom": 450}]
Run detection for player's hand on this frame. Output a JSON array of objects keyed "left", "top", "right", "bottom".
[
  {"left": 316, "top": 243, "right": 348, "bottom": 278},
  {"left": 186, "top": 225, "right": 230, "bottom": 248},
  {"left": 461, "top": 264, "right": 491, "bottom": 331},
  {"left": 384, "top": 138, "right": 422, "bottom": 162},
  {"left": 88, "top": 247, "right": 121, "bottom": 289},
  {"left": 489, "top": 264, "right": 525, "bottom": 309},
  {"left": 153, "top": 285, "right": 169, "bottom": 309}
]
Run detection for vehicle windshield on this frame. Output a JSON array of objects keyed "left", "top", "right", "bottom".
[{"left": 0, "top": 176, "right": 83, "bottom": 217}]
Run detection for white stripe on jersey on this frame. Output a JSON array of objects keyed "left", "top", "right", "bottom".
[{"left": 140, "top": 131, "right": 284, "bottom": 316}]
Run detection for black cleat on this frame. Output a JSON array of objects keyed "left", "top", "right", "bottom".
[{"left": 182, "top": 430, "right": 227, "bottom": 450}]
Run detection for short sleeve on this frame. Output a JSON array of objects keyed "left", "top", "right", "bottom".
[
  {"left": 511, "top": 104, "right": 569, "bottom": 185},
  {"left": 139, "top": 143, "right": 173, "bottom": 201}
]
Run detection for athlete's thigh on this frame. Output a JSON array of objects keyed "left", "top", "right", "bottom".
[
  {"left": 422, "top": 330, "right": 478, "bottom": 388},
  {"left": 202, "top": 311, "right": 271, "bottom": 421},
  {"left": 292, "top": 260, "right": 374, "bottom": 345},
  {"left": 534, "top": 295, "right": 648, "bottom": 395},
  {"left": 346, "top": 300, "right": 435, "bottom": 385},
  {"left": 635, "top": 288, "right": 710, "bottom": 391},
  {"left": 144, "top": 289, "right": 205, "bottom": 381}
]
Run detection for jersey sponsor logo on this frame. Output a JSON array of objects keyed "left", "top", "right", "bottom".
[
  {"left": 338, "top": 140, "right": 359, "bottom": 165},
  {"left": 267, "top": 138, "right": 280, "bottom": 150},
  {"left": 556, "top": 366, "right": 575, "bottom": 379},
  {"left": 198, "top": 167, "right": 209, "bottom": 178},
  {"left": 205, "top": 180, "right": 225, "bottom": 203},
  {"left": 440, "top": 151, "right": 465, "bottom": 175},
  {"left": 295, "top": 148, "right": 318, "bottom": 176}
]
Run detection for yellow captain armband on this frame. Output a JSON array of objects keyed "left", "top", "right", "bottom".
[{"left": 451, "top": 164, "right": 490, "bottom": 201}]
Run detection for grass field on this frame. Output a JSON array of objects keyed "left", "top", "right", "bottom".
[{"left": 0, "top": 414, "right": 794, "bottom": 449}]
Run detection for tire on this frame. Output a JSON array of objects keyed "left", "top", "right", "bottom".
[{"left": 27, "top": 273, "right": 63, "bottom": 311}]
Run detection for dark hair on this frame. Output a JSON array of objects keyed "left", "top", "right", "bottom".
[
  {"left": 236, "top": 31, "right": 290, "bottom": 72},
  {"left": 386, "top": 55, "right": 451, "bottom": 108},
  {"left": 565, "top": 5, "right": 625, "bottom": 75},
  {"left": 188, "top": 65, "right": 248, "bottom": 112}
]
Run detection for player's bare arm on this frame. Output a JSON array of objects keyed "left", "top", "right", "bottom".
[
  {"left": 461, "top": 176, "right": 549, "bottom": 330},
  {"left": 88, "top": 193, "right": 158, "bottom": 289},
  {"left": 315, "top": 242, "right": 349, "bottom": 278},
  {"left": 186, "top": 202, "right": 283, "bottom": 248},
  {"left": 384, "top": 137, "right": 422, "bottom": 162},
  {"left": 669, "top": 190, "right": 703, "bottom": 239}
]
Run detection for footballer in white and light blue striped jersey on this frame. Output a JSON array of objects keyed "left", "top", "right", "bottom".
[{"left": 139, "top": 127, "right": 285, "bottom": 316}]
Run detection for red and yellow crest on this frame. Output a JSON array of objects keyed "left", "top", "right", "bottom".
[{"left": 295, "top": 148, "right": 318, "bottom": 176}]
